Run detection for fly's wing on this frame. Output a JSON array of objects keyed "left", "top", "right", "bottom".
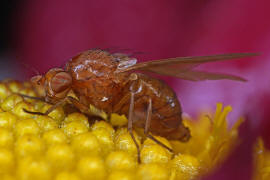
[
  {"left": 115, "top": 53, "right": 258, "bottom": 81},
  {"left": 145, "top": 66, "right": 247, "bottom": 81}
]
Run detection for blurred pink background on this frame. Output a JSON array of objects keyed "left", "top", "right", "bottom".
[{"left": 11, "top": 0, "right": 270, "bottom": 179}]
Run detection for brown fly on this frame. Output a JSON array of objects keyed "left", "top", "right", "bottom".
[{"left": 22, "top": 49, "right": 257, "bottom": 162}]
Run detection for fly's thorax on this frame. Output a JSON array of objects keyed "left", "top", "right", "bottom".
[
  {"left": 64, "top": 49, "right": 136, "bottom": 112},
  {"left": 65, "top": 49, "right": 121, "bottom": 82},
  {"left": 65, "top": 49, "right": 139, "bottom": 83}
]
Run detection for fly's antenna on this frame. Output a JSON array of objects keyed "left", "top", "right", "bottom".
[
  {"left": 60, "top": 60, "right": 67, "bottom": 69},
  {"left": 101, "top": 46, "right": 128, "bottom": 53},
  {"left": 127, "top": 51, "right": 146, "bottom": 57},
  {"left": 18, "top": 62, "right": 40, "bottom": 76},
  {"left": 14, "top": 55, "right": 40, "bottom": 76},
  {"left": 101, "top": 47, "right": 147, "bottom": 58}
]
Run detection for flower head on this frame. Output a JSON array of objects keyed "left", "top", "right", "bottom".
[{"left": 0, "top": 80, "right": 243, "bottom": 179}]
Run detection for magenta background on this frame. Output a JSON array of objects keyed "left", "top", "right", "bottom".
[{"left": 14, "top": 0, "right": 270, "bottom": 179}]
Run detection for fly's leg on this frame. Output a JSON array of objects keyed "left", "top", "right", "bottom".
[
  {"left": 20, "top": 93, "right": 59, "bottom": 115},
  {"left": 66, "top": 96, "right": 101, "bottom": 117},
  {"left": 23, "top": 96, "right": 101, "bottom": 117},
  {"left": 18, "top": 94, "right": 46, "bottom": 102},
  {"left": 23, "top": 98, "right": 67, "bottom": 116},
  {"left": 113, "top": 80, "right": 142, "bottom": 162},
  {"left": 127, "top": 91, "right": 141, "bottom": 163},
  {"left": 67, "top": 96, "right": 108, "bottom": 119},
  {"left": 19, "top": 93, "right": 59, "bottom": 115},
  {"left": 112, "top": 92, "right": 131, "bottom": 112},
  {"left": 144, "top": 97, "right": 173, "bottom": 153}
]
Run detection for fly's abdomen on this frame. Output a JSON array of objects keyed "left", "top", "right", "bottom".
[{"left": 115, "top": 74, "right": 185, "bottom": 137}]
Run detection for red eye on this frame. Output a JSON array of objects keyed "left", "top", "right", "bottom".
[{"left": 51, "top": 72, "right": 72, "bottom": 93}]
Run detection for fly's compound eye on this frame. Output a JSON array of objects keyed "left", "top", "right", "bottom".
[{"left": 51, "top": 72, "right": 72, "bottom": 93}]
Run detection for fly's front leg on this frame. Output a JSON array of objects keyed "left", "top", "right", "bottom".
[
  {"left": 20, "top": 93, "right": 63, "bottom": 116},
  {"left": 18, "top": 94, "right": 46, "bottom": 102},
  {"left": 23, "top": 97, "right": 68, "bottom": 116},
  {"left": 144, "top": 97, "right": 173, "bottom": 153},
  {"left": 23, "top": 95, "right": 103, "bottom": 117}
]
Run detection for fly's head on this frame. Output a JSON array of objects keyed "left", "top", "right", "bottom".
[{"left": 31, "top": 68, "right": 72, "bottom": 104}]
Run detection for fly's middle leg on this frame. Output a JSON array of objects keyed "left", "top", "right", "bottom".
[{"left": 127, "top": 91, "right": 141, "bottom": 163}]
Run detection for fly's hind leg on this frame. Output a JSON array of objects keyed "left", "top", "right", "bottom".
[{"left": 144, "top": 97, "right": 173, "bottom": 153}]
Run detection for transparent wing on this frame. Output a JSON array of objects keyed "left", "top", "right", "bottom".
[
  {"left": 144, "top": 67, "right": 247, "bottom": 81},
  {"left": 115, "top": 52, "right": 258, "bottom": 81}
]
